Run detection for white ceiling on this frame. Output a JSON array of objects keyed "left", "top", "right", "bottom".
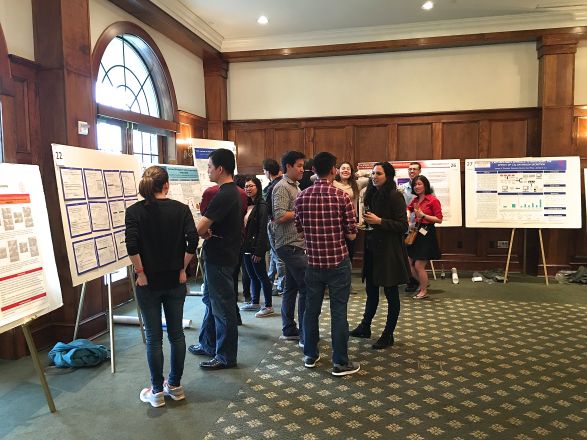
[{"left": 150, "top": 0, "right": 587, "bottom": 52}]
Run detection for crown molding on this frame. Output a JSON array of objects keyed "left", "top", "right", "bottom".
[
  {"left": 221, "top": 12, "right": 587, "bottom": 53},
  {"left": 149, "top": 0, "right": 224, "bottom": 50}
]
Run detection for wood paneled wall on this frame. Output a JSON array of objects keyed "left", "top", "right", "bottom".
[{"left": 227, "top": 107, "right": 587, "bottom": 273}]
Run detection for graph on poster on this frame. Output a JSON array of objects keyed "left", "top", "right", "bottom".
[{"left": 465, "top": 156, "right": 581, "bottom": 229}]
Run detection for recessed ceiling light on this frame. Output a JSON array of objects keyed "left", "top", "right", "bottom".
[
  {"left": 257, "top": 15, "right": 269, "bottom": 25},
  {"left": 422, "top": 1, "right": 434, "bottom": 10}
]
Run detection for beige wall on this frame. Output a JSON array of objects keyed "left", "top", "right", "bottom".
[
  {"left": 228, "top": 43, "right": 539, "bottom": 120},
  {"left": 0, "top": 0, "right": 34, "bottom": 60},
  {"left": 575, "top": 45, "right": 587, "bottom": 105},
  {"left": 90, "top": 0, "right": 206, "bottom": 118}
]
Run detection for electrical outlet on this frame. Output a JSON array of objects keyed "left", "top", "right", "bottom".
[{"left": 497, "top": 240, "right": 509, "bottom": 249}]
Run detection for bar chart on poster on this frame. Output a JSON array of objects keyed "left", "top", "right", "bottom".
[
  {"left": 52, "top": 144, "right": 143, "bottom": 286},
  {"left": 0, "top": 164, "right": 62, "bottom": 334},
  {"left": 465, "top": 156, "right": 582, "bottom": 229}
]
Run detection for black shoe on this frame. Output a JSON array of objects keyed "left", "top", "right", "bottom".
[
  {"left": 349, "top": 323, "right": 371, "bottom": 338},
  {"left": 199, "top": 358, "right": 235, "bottom": 370},
  {"left": 372, "top": 333, "right": 394, "bottom": 349},
  {"left": 188, "top": 344, "right": 212, "bottom": 356},
  {"left": 237, "top": 313, "right": 243, "bottom": 326}
]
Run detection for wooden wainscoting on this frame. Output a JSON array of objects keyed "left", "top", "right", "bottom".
[{"left": 228, "top": 107, "right": 552, "bottom": 273}]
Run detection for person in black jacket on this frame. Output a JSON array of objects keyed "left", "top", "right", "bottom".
[
  {"left": 240, "top": 176, "right": 274, "bottom": 317},
  {"left": 125, "top": 165, "right": 198, "bottom": 407},
  {"left": 349, "top": 162, "right": 410, "bottom": 349}
]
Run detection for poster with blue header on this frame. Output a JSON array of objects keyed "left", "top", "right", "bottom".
[
  {"left": 465, "top": 156, "right": 581, "bottom": 228},
  {"left": 190, "top": 139, "right": 237, "bottom": 191}
]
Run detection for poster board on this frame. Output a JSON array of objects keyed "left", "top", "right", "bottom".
[
  {"left": 156, "top": 164, "right": 202, "bottom": 224},
  {"left": 52, "top": 144, "right": 143, "bottom": 286},
  {"left": 0, "top": 164, "right": 62, "bottom": 334},
  {"left": 357, "top": 159, "right": 462, "bottom": 227},
  {"left": 465, "top": 156, "right": 582, "bottom": 229},
  {"left": 190, "top": 138, "right": 237, "bottom": 191}
]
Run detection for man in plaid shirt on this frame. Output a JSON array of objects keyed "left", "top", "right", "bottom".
[{"left": 294, "top": 152, "right": 361, "bottom": 377}]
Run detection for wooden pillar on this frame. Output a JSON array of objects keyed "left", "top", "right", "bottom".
[
  {"left": 30, "top": 0, "right": 104, "bottom": 343},
  {"left": 536, "top": 34, "right": 578, "bottom": 274},
  {"left": 204, "top": 56, "right": 228, "bottom": 140}
]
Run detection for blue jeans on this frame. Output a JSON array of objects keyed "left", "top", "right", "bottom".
[
  {"left": 243, "top": 254, "right": 273, "bottom": 308},
  {"left": 303, "top": 257, "right": 352, "bottom": 366},
  {"left": 198, "top": 262, "right": 238, "bottom": 366},
  {"left": 136, "top": 283, "right": 187, "bottom": 393},
  {"left": 267, "top": 222, "right": 285, "bottom": 291},
  {"left": 276, "top": 245, "right": 307, "bottom": 341}
]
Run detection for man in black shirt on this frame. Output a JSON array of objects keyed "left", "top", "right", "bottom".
[{"left": 192, "top": 148, "right": 243, "bottom": 369}]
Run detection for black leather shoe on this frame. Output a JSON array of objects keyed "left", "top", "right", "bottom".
[
  {"left": 188, "top": 344, "right": 212, "bottom": 356},
  {"left": 199, "top": 358, "right": 235, "bottom": 370},
  {"left": 372, "top": 334, "right": 394, "bottom": 349},
  {"left": 349, "top": 323, "right": 371, "bottom": 338}
]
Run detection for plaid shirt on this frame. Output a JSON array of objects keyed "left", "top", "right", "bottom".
[{"left": 295, "top": 178, "right": 358, "bottom": 268}]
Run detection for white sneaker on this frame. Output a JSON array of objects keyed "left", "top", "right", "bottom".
[
  {"left": 255, "top": 306, "right": 275, "bottom": 318},
  {"left": 140, "top": 387, "right": 165, "bottom": 407},
  {"left": 163, "top": 381, "right": 185, "bottom": 401}
]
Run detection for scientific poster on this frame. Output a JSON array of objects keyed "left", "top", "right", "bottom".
[
  {"left": 158, "top": 164, "right": 202, "bottom": 223},
  {"left": 52, "top": 144, "right": 143, "bottom": 286},
  {"left": 190, "top": 138, "right": 237, "bottom": 191},
  {"left": 465, "top": 156, "right": 581, "bottom": 228},
  {"left": 357, "top": 159, "right": 462, "bottom": 227},
  {"left": 0, "top": 164, "right": 62, "bottom": 334}
]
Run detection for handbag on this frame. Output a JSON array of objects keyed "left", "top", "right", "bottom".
[{"left": 405, "top": 222, "right": 420, "bottom": 245}]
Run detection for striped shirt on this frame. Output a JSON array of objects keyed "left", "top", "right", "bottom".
[
  {"left": 295, "top": 178, "right": 358, "bottom": 268},
  {"left": 272, "top": 175, "right": 305, "bottom": 250}
]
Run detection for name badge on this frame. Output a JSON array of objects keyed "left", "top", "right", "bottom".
[{"left": 418, "top": 227, "right": 428, "bottom": 236}]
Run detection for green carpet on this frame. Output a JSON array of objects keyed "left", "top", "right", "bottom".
[{"left": 204, "top": 294, "right": 587, "bottom": 440}]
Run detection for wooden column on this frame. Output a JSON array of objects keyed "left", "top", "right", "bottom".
[
  {"left": 204, "top": 56, "right": 228, "bottom": 140},
  {"left": 536, "top": 34, "right": 578, "bottom": 274},
  {"left": 31, "top": 0, "right": 104, "bottom": 344}
]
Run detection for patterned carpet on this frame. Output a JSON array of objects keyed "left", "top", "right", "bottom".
[{"left": 204, "top": 294, "right": 587, "bottom": 440}]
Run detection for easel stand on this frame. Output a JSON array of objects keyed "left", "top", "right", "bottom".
[
  {"left": 188, "top": 246, "right": 205, "bottom": 296},
  {"left": 504, "top": 228, "right": 549, "bottom": 286},
  {"left": 21, "top": 318, "right": 56, "bottom": 413},
  {"left": 73, "top": 267, "right": 146, "bottom": 374}
]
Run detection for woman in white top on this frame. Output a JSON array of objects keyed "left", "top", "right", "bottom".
[{"left": 332, "top": 162, "right": 369, "bottom": 262}]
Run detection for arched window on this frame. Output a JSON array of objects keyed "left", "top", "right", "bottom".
[
  {"left": 92, "top": 22, "right": 178, "bottom": 165},
  {"left": 92, "top": 23, "right": 178, "bottom": 283}
]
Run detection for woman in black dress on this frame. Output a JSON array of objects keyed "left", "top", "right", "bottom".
[{"left": 406, "top": 175, "right": 443, "bottom": 299}]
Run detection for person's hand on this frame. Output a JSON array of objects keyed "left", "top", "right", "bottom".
[
  {"left": 364, "top": 212, "right": 381, "bottom": 225},
  {"left": 252, "top": 255, "right": 262, "bottom": 263},
  {"left": 136, "top": 272, "right": 148, "bottom": 286},
  {"left": 179, "top": 268, "right": 187, "bottom": 284},
  {"left": 201, "top": 229, "right": 212, "bottom": 240},
  {"left": 415, "top": 208, "right": 425, "bottom": 219}
]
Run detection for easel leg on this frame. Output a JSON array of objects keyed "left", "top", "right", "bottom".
[
  {"left": 538, "top": 229, "right": 549, "bottom": 286},
  {"left": 21, "top": 323, "right": 56, "bottom": 413},
  {"left": 128, "top": 266, "right": 146, "bottom": 344},
  {"left": 73, "top": 282, "right": 87, "bottom": 340},
  {"left": 430, "top": 261, "right": 437, "bottom": 280},
  {"left": 504, "top": 228, "right": 516, "bottom": 283},
  {"left": 107, "top": 273, "right": 116, "bottom": 373}
]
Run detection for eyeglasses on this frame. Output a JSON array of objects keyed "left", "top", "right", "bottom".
[
  {"left": 244, "top": 185, "right": 256, "bottom": 189},
  {"left": 408, "top": 168, "right": 420, "bottom": 171}
]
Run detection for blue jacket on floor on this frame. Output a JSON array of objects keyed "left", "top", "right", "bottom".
[{"left": 48, "top": 339, "right": 109, "bottom": 368}]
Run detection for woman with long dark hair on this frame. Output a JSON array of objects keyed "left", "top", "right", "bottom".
[
  {"left": 333, "top": 161, "right": 369, "bottom": 263},
  {"left": 406, "top": 175, "right": 443, "bottom": 299},
  {"left": 350, "top": 162, "right": 410, "bottom": 349},
  {"left": 240, "top": 176, "right": 274, "bottom": 317},
  {"left": 125, "top": 166, "right": 198, "bottom": 407}
]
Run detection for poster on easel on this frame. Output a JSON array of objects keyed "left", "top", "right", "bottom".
[
  {"left": 190, "top": 138, "right": 237, "bottom": 191},
  {"left": 357, "top": 159, "right": 462, "bottom": 227},
  {"left": 155, "top": 164, "right": 203, "bottom": 223},
  {"left": 465, "top": 156, "right": 582, "bottom": 229},
  {"left": 0, "top": 164, "right": 62, "bottom": 334},
  {"left": 52, "top": 144, "right": 143, "bottom": 286}
]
